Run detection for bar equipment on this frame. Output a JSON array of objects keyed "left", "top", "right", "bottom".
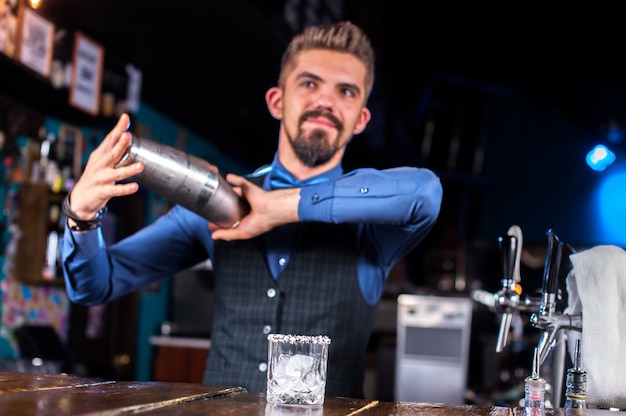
[
  {"left": 528, "top": 230, "right": 582, "bottom": 407},
  {"left": 524, "top": 347, "right": 547, "bottom": 415},
  {"left": 115, "top": 135, "right": 249, "bottom": 228},
  {"left": 494, "top": 225, "right": 524, "bottom": 352},
  {"left": 564, "top": 339, "right": 587, "bottom": 413},
  {"left": 395, "top": 294, "right": 473, "bottom": 404},
  {"left": 472, "top": 225, "right": 542, "bottom": 350},
  {"left": 472, "top": 226, "right": 583, "bottom": 408},
  {"left": 529, "top": 231, "right": 582, "bottom": 366}
]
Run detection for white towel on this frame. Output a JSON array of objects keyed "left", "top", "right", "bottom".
[{"left": 564, "top": 245, "right": 626, "bottom": 409}]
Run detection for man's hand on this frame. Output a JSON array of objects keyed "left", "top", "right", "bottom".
[
  {"left": 68, "top": 113, "right": 144, "bottom": 220},
  {"left": 209, "top": 173, "right": 300, "bottom": 241}
]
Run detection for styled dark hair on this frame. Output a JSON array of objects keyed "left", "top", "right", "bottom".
[{"left": 279, "top": 21, "right": 375, "bottom": 98}]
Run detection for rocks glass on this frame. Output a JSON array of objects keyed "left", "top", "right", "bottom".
[{"left": 266, "top": 334, "right": 331, "bottom": 406}]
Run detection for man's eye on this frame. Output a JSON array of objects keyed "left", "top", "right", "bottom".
[
  {"left": 342, "top": 88, "right": 355, "bottom": 97},
  {"left": 303, "top": 80, "right": 315, "bottom": 88}
]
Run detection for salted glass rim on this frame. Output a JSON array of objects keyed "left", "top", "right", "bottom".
[{"left": 267, "top": 334, "right": 331, "bottom": 345}]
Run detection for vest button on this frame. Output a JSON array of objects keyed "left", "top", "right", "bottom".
[
  {"left": 267, "top": 288, "right": 277, "bottom": 298},
  {"left": 311, "top": 194, "right": 319, "bottom": 203},
  {"left": 360, "top": 186, "right": 369, "bottom": 194},
  {"left": 278, "top": 257, "right": 287, "bottom": 267},
  {"left": 263, "top": 325, "right": 271, "bottom": 334},
  {"left": 258, "top": 362, "right": 268, "bottom": 372}
]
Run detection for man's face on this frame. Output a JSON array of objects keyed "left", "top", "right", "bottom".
[{"left": 278, "top": 49, "right": 370, "bottom": 167}]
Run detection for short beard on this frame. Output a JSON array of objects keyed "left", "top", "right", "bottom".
[{"left": 289, "top": 110, "right": 344, "bottom": 167}]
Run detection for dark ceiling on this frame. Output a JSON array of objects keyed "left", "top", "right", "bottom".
[{"left": 32, "top": 0, "right": 626, "bottom": 171}]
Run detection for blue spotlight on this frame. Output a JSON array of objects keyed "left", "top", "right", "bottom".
[
  {"left": 586, "top": 144, "right": 616, "bottom": 171},
  {"left": 597, "top": 169, "right": 626, "bottom": 246}
]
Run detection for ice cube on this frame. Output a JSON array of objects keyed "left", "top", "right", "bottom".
[
  {"left": 302, "top": 368, "right": 321, "bottom": 388},
  {"left": 274, "top": 354, "right": 290, "bottom": 377},
  {"left": 285, "top": 354, "right": 315, "bottom": 377}
]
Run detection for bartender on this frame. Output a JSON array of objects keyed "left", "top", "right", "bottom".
[{"left": 61, "top": 21, "right": 443, "bottom": 398}]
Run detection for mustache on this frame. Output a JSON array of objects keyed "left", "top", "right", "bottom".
[{"left": 298, "top": 109, "right": 343, "bottom": 131}]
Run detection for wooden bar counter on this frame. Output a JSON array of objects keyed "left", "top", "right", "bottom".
[{"left": 0, "top": 370, "right": 612, "bottom": 415}]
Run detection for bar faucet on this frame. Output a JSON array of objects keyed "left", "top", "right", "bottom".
[
  {"left": 528, "top": 229, "right": 583, "bottom": 408},
  {"left": 471, "top": 225, "right": 542, "bottom": 351},
  {"left": 494, "top": 225, "right": 523, "bottom": 352},
  {"left": 472, "top": 226, "right": 584, "bottom": 408},
  {"left": 529, "top": 229, "right": 582, "bottom": 366}
]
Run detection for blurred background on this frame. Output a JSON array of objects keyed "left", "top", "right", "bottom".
[
  {"left": 0, "top": 0, "right": 624, "bottom": 408},
  {"left": 8, "top": 0, "right": 625, "bottom": 247}
]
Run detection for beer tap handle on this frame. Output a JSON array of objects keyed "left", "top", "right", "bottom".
[
  {"left": 495, "top": 226, "right": 523, "bottom": 352},
  {"left": 530, "top": 229, "right": 565, "bottom": 365},
  {"left": 500, "top": 235, "right": 515, "bottom": 286},
  {"left": 508, "top": 225, "right": 523, "bottom": 284},
  {"left": 541, "top": 230, "right": 562, "bottom": 313}
]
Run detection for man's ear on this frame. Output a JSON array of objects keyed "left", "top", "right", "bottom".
[
  {"left": 265, "top": 87, "right": 283, "bottom": 120},
  {"left": 352, "top": 107, "right": 371, "bottom": 135}
]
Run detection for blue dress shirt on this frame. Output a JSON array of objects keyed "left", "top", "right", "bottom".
[{"left": 62, "top": 153, "right": 442, "bottom": 306}]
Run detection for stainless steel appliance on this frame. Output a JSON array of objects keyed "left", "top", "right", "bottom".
[{"left": 395, "top": 294, "right": 473, "bottom": 404}]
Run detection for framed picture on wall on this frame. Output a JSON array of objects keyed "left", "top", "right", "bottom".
[
  {"left": 69, "top": 31, "right": 104, "bottom": 116},
  {"left": 16, "top": 6, "right": 54, "bottom": 76},
  {"left": 0, "top": 0, "right": 20, "bottom": 58}
]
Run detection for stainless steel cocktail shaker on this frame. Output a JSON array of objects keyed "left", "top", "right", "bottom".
[{"left": 115, "top": 135, "right": 249, "bottom": 228}]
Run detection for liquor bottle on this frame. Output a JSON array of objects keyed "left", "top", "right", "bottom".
[
  {"left": 564, "top": 339, "right": 587, "bottom": 414},
  {"left": 524, "top": 347, "right": 546, "bottom": 415}
]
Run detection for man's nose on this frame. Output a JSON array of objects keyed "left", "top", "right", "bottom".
[{"left": 313, "top": 89, "right": 334, "bottom": 109}]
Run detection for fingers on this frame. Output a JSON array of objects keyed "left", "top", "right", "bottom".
[
  {"left": 93, "top": 114, "right": 131, "bottom": 163},
  {"left": 71, "top": 114, "right": 140, "bottom": 210},
  {"left": 110, "top": 181, "right": 140, "bottom": 197},
  {"left": 100, "top": 113, "right": 129, "bottom": 147},
  {"left": 225, "top": 173, "right": 246, "bottom": 187},
  {"left": 210, "top": 225, "right": 248, "bottom": 242},
  {"left": 112, "top": 131, "right": 132, "bottom": 161},
  {"left": 114, "top": 161, "right": 144, "bottom": 181},
  {"left": 112, "top": 113, "right": 131, "bottom": 137},
  {"left": 109, "top": 114, "right": 133, "bottom": 163}
]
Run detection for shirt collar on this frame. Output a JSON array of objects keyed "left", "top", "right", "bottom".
[{"left": 254, "top": 153, "right": 343, "bottom": 190}]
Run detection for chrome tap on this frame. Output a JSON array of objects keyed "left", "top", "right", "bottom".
[
  {"left": 472, "top": 226, "right": 584, "bottom": 408},
  {"left": 493, "top": 225, "right": 523, "bottom": 352},
  {"left": 529, "top": 229, "right": 582, "bottom": 366},
  {"left": 471, "top": 225, "right": 542, "bottom": 351}
]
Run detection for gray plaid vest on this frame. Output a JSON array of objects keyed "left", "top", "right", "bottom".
[{"left": 203, "top": 218, "right": 377, "bottom": 398}]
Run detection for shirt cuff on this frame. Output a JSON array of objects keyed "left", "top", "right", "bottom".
[
  {"left": 298, "top": 182, "right": 334, "bottom": 222},
  {"left": 65, "top": 222, "right": 105, "bottom": 257}
]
